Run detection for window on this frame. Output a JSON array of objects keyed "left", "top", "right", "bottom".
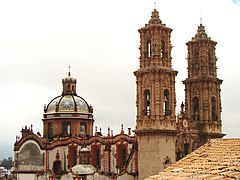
[
  {"left": 176, "top": 150, "right": 181, "bottom": 161},
  {"left": 53, "top": 160, "right": 62, "bottom": 175},
  {"left": 144, "top": 89, "right": 151, "bottom": 115},
  {"left": 192, "top": 97, "right": 199, "bottom": 120},
  {"left": 184, "top": 143, "right": 189, "bottom": 156},
  {"left": 164, "top": 89, "right": 171, "bottom": 115},
  {"left": 80, "top": 122, "right": 86, "bottom": 135},
  {"left": 212, "top": 97, "right": 217, "bottom": 120},
  {"left": 62, "top": 122, "right": 71, "bottom": 136},
  {"left": 116, "top": 144, "right": 127, "bottom": 172},
  {"left": 48, "top": 122, "right": 54, "bottom": 140},
  {"left": 147, "top": 42, "right": 151, "bottom": 58}
]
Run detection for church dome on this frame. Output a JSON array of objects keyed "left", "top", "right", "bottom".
[
  {"left": 44, "top": 70, "right": 93, "bottom": 116},
  {"left": 46, "top": 94, "right": 89, "bottom": 114},
  {"left": 43, "top": 69, "right": 94, "bottom": 139}
]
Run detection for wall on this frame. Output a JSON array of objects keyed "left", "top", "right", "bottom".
[{"left": 138, "top": 134, "right": 175, "bottom": 180}]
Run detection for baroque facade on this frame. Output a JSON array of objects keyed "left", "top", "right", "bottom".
[
  {"left": 13, "top": 7, "right": 224, "bottom": 180},
  {"left": 14, "top": 72, "right": 138, "bottom": 180}
]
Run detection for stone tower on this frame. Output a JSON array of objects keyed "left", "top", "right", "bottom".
[
  {"left": 134, "top": 8, "right": 178, "bottom": 179},
  {"left": 179, "top": 24, "right": 224, "bottom": 155}
]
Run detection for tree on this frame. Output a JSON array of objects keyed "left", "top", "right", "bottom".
[{"left": 0, "top": 157, "right": 13, "bottom": 170}]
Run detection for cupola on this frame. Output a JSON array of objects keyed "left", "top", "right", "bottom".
[{"left": 42, "top": 70, "right": 94, "bottom": 141}]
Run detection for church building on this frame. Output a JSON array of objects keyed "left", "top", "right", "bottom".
[{"left": 13, "top": 7, "right": 224, "bottom": 180}]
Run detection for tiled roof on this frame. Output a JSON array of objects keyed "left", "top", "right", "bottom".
[{"left": 146, "top": 139, "right": 240, "bottom": 180}]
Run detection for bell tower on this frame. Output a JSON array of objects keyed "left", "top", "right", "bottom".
[
  {"left": 183, "top": 24, "right": 225, "bottom": 146},
  {"left": 134, "top": 8, "right": 177, "bottom": 179}
]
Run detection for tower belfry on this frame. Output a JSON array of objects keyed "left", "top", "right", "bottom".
[
  {"left": 182, "top": 23, "right": 225, "bottom": 146},
  {"left": 134, "top": 8, "right": 178, "bottom": 179}
]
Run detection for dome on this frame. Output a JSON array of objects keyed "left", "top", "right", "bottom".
[
  {"left": 43, "top": 70, "right": 94, "bottom": 139},
  {"left": 44, "top": 70, "right": 93, "bottom": 115},
  {"left": 46, "top": 94, "right": 90, "bottom": 114}
]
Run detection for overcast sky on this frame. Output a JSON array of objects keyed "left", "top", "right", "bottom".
[{"left": 0, "top": 0, "right": 240, "bottom": 159}]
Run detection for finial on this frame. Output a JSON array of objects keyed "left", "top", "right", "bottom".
[
  {"left": 108, "top": 127, "right": 110, "bottom": 136},
  {"left": 68, "top": 65, "right": 71, "bottom": 76},
  {"left": 154, "top": 1, "right": 156, "bottom": 9},
  {"left": 121, "top": 124, "right": 124, "bottom": 134},
  {"left": 200, "top": 8, "right": 203, "bottom": 25}
]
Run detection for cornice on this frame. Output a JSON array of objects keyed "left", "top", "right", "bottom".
[
  {"left": 134, "top": 129, "right": 177, "bottom": 136},
  {"left": 14, "top": 133, "right": 137, "bottom": 151},
  {"left": 183, "top": 78, "right": 223, "bottom": 84},
  {"left": 14, "top": 133, "right": 45, "bottom": 151}
]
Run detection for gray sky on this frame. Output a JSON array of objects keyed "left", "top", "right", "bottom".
[{"left": 0, "top": 0, "right": 240, "bottom": 159}]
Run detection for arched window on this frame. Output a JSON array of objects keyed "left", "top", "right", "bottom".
[
  {"left": 116, "top": 143, "right": 127, "bottom": 172},
  {"left": 192, "top": 97, "right": 199, "bottom": 120},
  {"left": 62, "top": 122, "right": 71, "bottom": 136},
  {"left": 48, "top": 122, "right": 54, "bottom": 141},
  {"left": 164, "top": 89, "right": 171, "bottom": 115},
  {"left": 53, "top": 151, "right": 62, "bottom": 175},
  {"left": 53, "top": 160, "right": 62, "bottom": 175},
  {"left": 212, "top": 97, "right": 217, "bottom": 120},
  {"left": 72, "top": 85, "right": 74, "bottom": 92},
  {"left": 144, "top": 89, "right": 151, "bottom": 115},
  {"left": 80, "top": 122, "right": 87, "bottom": 136},
  {"left": 146, "top": 42, "right": 151, "bottom": 58}
]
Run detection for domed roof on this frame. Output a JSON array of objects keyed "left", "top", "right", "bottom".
[
  {"left": 44, "top": 70, "right": 92, "bottom": 115},
  {"left": 46, "top": 94, "right": 89, "bottom": 114}
]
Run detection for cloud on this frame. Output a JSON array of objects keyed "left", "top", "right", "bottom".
[{"left": 232, "top": 0, "right": 240, "bottom": 5}]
